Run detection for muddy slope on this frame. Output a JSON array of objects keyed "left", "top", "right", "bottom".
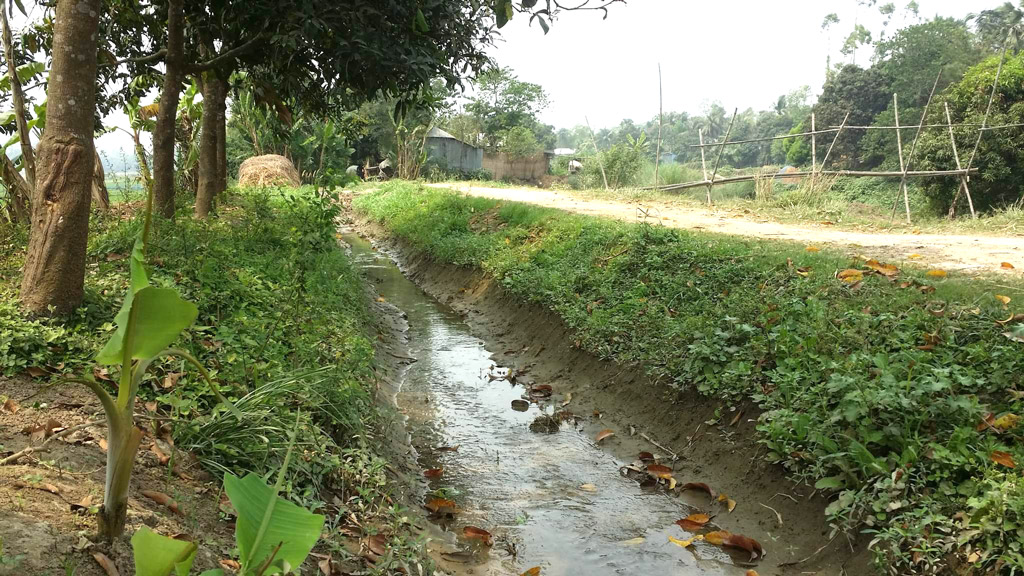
[{"left": 357, "top": 222, "right": 873, "bottom": 575}]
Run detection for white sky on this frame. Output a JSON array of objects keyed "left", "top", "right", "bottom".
[
  {"left": 487, "top": 0, "right": 990, "bottom": 130},
  {"left": 89, "top": 0, "right": 990, "bottom": 159}
]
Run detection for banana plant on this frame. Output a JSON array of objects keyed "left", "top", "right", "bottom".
[
  {"left": 130, "top": 415, "right": 324, "bottom": 575},
  {"left": 77, "top": 182, "right": 238, "bottom": 540}
]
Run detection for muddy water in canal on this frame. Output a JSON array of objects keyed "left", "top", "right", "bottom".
[{"left": 345, "top": 233, "right": 751, "bottom": 576}]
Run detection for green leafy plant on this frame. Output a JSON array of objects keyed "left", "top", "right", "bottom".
[{"left": 77, "top": 187, "right": 236, "bottom": 540}]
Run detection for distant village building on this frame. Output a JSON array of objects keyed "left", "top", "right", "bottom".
[{"left": 425, "top": 127, "right": 483, "bottom": 173}]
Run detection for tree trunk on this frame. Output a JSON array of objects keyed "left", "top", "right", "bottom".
[
  {"left": 152, "top": 0, "right": 184, "bottom": 219},
  {"left": 91, "top": 150, "right": 109, "bottom": 210},
  {"left": 216, "top": 79, "right": 227, "bottom": 194},
  {"left": 20, "top": 0, "right": 100, "bottom": 316},
  {"left": 1, "top": 1, "right": 35, "bottom": 187},
  {"left": 195, "top": 73, "right": 219, "bottom": 218},
  {"left": 2, "top": 154, "right": 30, "bottom": 222}
]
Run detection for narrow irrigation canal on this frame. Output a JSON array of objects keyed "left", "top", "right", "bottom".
[{"left": 344, "top": 233, "right": 751, "bottom": 576}]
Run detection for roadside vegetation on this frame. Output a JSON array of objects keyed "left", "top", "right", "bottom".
[
  {"left": 1, "top": 186, "right": 430, "bottom": 573},
  {"left": 356, "top": 181, "right": 1024, "bottom": 574}
]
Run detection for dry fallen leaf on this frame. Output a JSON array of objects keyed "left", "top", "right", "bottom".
[
  {"left": 805, "top": 245, "right": 820, "bottom": 252},
  {"left": 723, "top": 533, "right": 765, "bottom": 562},
  {"left": 638, "top": 451, "right": 655, "bottom": 462},
  {"left": 580, "top": 483, "right": 597, "bottom": 492},
  {"left": 595, "top": 429, "right": 615, "bottom": 443},
  {"left": 463, "top": 526, "right": 493, "bottom": 546},
  {"left": 675, "top": 513, "right": 711, "bottom": 531},
  {"left": 837, "top": 269, "right": 864, "bottom": 284},
  {"left": 219, "top": 559, "right": 241, "bottom": 572},
  {"left": 991, "top": 451, "right": 1016, "bottom": 468},
  {"left": 995, "top": 294, "right": 1011, "bottom": 306},
  {"left": 367, "top": 534, "right": 387, "bottom": 557},
  {"left": 865, "top": 259, "right": 899, "bottom": 277},
  {"left": 161, "top": 372, "right": 182, "bottom": 389},
  {"left": 423, "top": 468, "right": 444, "bottom": 479},
  {"left": 646, "top": 464, "right": 674, "bottom": 480},
  {"left": 729, "top": 411, "right": 743, "bottom": 426},
  {"left": 681, "top": 482, "right": 715, "bottom": 497},
  {"left": 619, "top": 537, "right": 645, "bottom": 546},
  {"left": 908, "top": 254, "right": 923, "bottom": 259},
  {"left": 93, "top": 552, "right": 120, "bottom": 576},
  {"left": 926, "top": 269, "right": 947, "bottom": 278},
  {"left": 13, "top": 480, "right": 61, "bottom": 495},
  {"left": 993, "top": 414, "right": 1021, "bottom": 431},
  {"left": 668, "top": 534, "right": 704, "bottom": 548},
  {"left": 1, "top": 397, "right": 19, "bottom": 414},
  {"left": 703, "top": 530, "right": 731, "bottom": 546},
  {"left": 718, "top": 493, "right": 737, "bottom": 512},
  {"left": 1002, "top": 262, "right": 1015, "bottom": 270},
  {"left": 141, "top": 490, "right": 181, "bottom": 515},
  {"left": 746, "top": 571, "right": 760, "bottom": 576},
  {"left": 561, "top": 392, "right": 572, "bottom": 407},
  {"left": 425, "top": 497, "right": 456, "bottom": 513},
  {"left": 521, "top": 567, "right": 541, "bottom": 576},
  {"left": 25, "top": 366, "right": 49, "bottom": 378}
]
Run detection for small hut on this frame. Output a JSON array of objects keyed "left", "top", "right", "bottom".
[{"left": 425, "top": 127, "right": 483, "bottom": 173}]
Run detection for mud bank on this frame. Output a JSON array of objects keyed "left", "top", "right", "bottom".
[{"left": 352, "top": 219, "right": 873, "bottom": 576}]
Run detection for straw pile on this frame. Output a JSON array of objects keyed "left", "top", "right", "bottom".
[{"left": 237, "top": 154, "right": 301, "bottom": 188}]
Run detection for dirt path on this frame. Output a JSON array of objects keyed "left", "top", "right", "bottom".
[{"left": 429, "top": 183, "right": 1024, "bottom": 277}]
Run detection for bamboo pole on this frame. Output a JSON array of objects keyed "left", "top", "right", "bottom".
[
  {"left": 654, "top": 63, "right": 663, "bottom": 189},
  {"left": 964, "top": 38, "right": 1008, "bottom": 192},
  {"left": 811, "top": 113, "right": 817, "bottom": 192},
  {"left": 704, "top": 108, "right": 737, "bottom": 206},
  {"left": 642, "top": 168, "right": 977, "bottom": 192},
  {"left": 893, "top": 93, "right": 910, "bottom": 223},
  {"left": 818, "top": 111, "right": 849, "bottom": 173},
  {"left": 945, "top": 101, "right": 975, "bottom": 219},
  {"left": 688, "top": 122, "right": 1024, "bottom": 149},
  {"left": 698, "top": 128, "right": 709, "bottom": 182},
  {"left": 585, "top": 115, "right": 609, "bottom": 190},
  {"left": 891, "top": 70, "right": 942, "bottom": 225}
]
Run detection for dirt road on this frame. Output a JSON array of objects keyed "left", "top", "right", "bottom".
[{"left": 429, "top": 183, "right": 1024, "bottom": 277}]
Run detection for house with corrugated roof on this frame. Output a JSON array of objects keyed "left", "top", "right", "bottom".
[{"left": 425, "top": 127, "right": 483, "bottom": 173}]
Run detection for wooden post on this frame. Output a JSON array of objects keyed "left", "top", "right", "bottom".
[
  {"left": 891, "top": 70, "right": 942, "bottom": 225},
  {"left": 698, "top": 128, "right": 709, "bottom": 182},
  {"left": 810, "top": 113, "right": 817, "bottom": 192},
  {"left": 704, "top": 108, "right": 737, "bottom": 207},
  {"left": 585, "top": 115, "right": 609, "bottom": 190},
  {"left": 654, "top": 63, "right": 663, "bottom": 190},
  {"left": 945, "top": 101, "right": 975, "bottom": 219},
  {"left": 964, "top": 38, "right": 1007, "bottom": 197},
  {"left": 892, "top": 93, "right": 910, "bottom": 223},
  {"left": 819, "top": 111, "right": 849, "bottom": 172}
]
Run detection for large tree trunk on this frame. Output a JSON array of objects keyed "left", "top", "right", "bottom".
[
  {"left": 195, "top": 73, "right": 226, "bottom": 218},
  {"left": 1, "top": 1, "right": 35, "bottom": 188},
  {"left": 152, "top": 0, "right": 184, "bottom": 219},
  {"left": 91, "top": 150, "right": 109, "bottom": 210},
  {"left": 19, "top": 0, "right": 100, "bottom": 316}
]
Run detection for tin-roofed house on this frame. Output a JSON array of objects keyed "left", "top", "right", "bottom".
[{"left": 425, "top": 127, "right": 483, "bottom": 174}]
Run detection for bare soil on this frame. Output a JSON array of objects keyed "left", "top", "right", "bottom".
[
  {"left": 429, "top": 182, "right": 1024, "bottom": 277},
  {"left": 355, "top": 220, "right": 875, "bottom": 575}
]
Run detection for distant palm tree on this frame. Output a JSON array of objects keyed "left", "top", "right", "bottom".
[{"left": 972, "top": 1, "right": 1024, "bottom": 53}]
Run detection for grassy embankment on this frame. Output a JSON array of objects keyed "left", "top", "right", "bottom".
[
  {"left": 356, "top": 180, "right": 1024, "bottom": 573},
  {"left": 0, "top": 187, "right": 428, "bottom": 573}
]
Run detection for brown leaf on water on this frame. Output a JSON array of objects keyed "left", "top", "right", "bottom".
[
  {"left": 718, "top": 493, "right": 737, "bottom": 512},
  {"left": 638, "top": 451, "right": 655, "bottom": 462},
  {"left": 530, "top": 384, "right": 553, "bottom": 398},
  {"left": 926, "top": 269, "right": 947, "bottom": 278},
  {"left": 991, "top": 451, "right": 1016, "bottom": 468},
  {"left": 141, "top": 490, "right": 181, "bottom": 515},
  {"left": 425, "top": 497, "right": 456, "bottom": 514},
  {"left": 723, "top": 533, "right": 765, "bottom": 561},
  {"left": 423, "top": 468, "right": 444, "bottom": 479},
  {"left": 865, "top": 259, "right": 899, "bottom": 277},
  {"left": 675, "top": 513, "right": 711, "bottom": 531},
  {"left": 1002, "top": 262, "right": 1015, "bottom": 270},
  {"left": 580, "top": 483, "right": 598, "bottom": 492},
  {"left": 595, "top": 429, "right": 615, "bottom": 443},
  {"left": 837, "top": 269, "right": 863, "bottom": 284},
  {"left": 521, "top": 568, "right": 541, "bottom": 576},
  {"left": 463, "top": 526, "right": 493, "bottom": 546},
  {"left": 646, "top": 464, "right": 674, "bottom": 479},
  {"left": 746, "top": 571, "right": 760, "bottom": 576},
  {"left": 681, "top": 482, "right": 715, "bottom": 497},
  {"left": 93, "top": 552, "right": 120, "bottom": 576},
  {"left": 703, "top": 530, "right": 731, "bottom": 546},
  {"left": 435, "top": 445, "right": 460, "bottom": 452}
]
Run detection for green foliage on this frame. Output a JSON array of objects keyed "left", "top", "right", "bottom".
[
  {"left": 917, "top": 52, "right": 1024, "bottom": 211},
  {"left": 813, "top": 64, "right": 891, "bottom": 169},
  {"left": 131, "top": 527, "right": 198, "bottom": 576},
  {"left": 500, "top": 125, "right": 542, "bottom": 159},
  {"left": 356, "top": 182, "right": 1024, "bottom": 574},
  {"left": 581, "top": 132, "right": 648, "bottom": 189}
]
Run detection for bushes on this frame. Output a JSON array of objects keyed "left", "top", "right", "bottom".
[{"left": 356, "top": 182, "right": 1024, "bottom": 574}]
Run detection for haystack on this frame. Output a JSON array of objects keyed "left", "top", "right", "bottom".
[{"left": 237, "top": 154, "right": 301, "bottom": 188}]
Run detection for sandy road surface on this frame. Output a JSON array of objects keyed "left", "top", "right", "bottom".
[{"left": 429, "top": 182, "right": 1024, "bottom": 277}]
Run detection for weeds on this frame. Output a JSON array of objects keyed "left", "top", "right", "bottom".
[{"left": 356, "top": 181, "right": 1024, "bottom": 574}]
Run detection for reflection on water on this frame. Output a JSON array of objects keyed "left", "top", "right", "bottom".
[{"left": 345, "top": 233, "right": 748, "bottom": 576}]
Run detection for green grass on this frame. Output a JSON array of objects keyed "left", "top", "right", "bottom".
[{"left": 355, "top": 181, "right": 1024, "bottom": 574}]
